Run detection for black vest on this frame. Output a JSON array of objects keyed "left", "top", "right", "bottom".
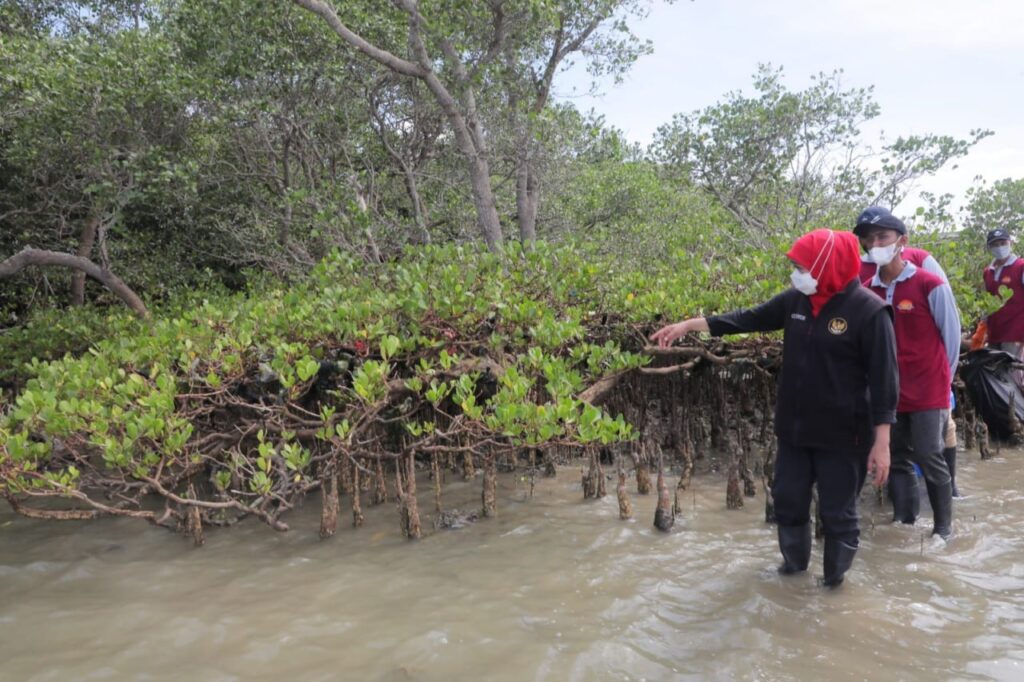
[{"left": 774, "top": 281, "right": 891, "bottom": 450}]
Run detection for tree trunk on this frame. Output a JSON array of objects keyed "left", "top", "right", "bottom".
[
  {"left": 515, "top": 149, "right": 538, "bottom": 243},
  {"left": 291, "top": 0, "right": 504, "bottom": 250},
  {"left": 398, "top": 159, "right": 431, "bottom": 245},
  {"left": 1, "top": 247, "right": 148, "bottom": 317},
  {"left": 467, "top": 154, "right": 504, "bottom": 250},
  {"left": 71, "top": 216, "right": 99, "bottom": 306}
]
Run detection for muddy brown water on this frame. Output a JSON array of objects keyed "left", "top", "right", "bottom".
[{"left": 2, "top": 449, "right": 1024, "bottom": 681}]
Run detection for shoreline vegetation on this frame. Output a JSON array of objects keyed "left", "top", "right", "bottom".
[
  {"left": 2, "top": 2, "right": 1020, "bottom": 543},
  {"left": 0, "top": 242, "right": 1002, "bottom": 543}
]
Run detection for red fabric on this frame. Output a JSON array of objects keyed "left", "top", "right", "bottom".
[
  {"left": 787, "top": 229, "right": 861, "bottom": 317},
  {"left": 866, "top": 269, "right": 951, "bottom": 412},
  {"left": 984, "top": 259, "right": 1024, "bottom": 343},
  {"left": 903, "top": 247, "right": 931, "bottom": 268}
]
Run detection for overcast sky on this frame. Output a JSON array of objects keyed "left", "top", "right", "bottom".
[{"left": 560, "top": 0, "right": 1024, "bottom": 220}]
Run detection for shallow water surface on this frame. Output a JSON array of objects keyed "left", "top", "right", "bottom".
[{"left": 1, "top": 450, "right": 1023, "bottom": 681}]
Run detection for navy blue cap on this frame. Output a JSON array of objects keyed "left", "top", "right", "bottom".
[
  {"left": 853, "top": 206, "right": 907, "bottom": 237},
  {"left": 987, "top": 228, "right": 1011, "bottom": 245}
]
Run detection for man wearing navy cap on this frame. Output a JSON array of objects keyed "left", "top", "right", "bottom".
[
  {"left": 856, "top": 206, "right": 949, "bottom": 284},
  {"left": 855, "top": 206, "right": 963, "bottom": 497},
  {"left": 855, "top": 206, "right": 960, "bottom": 539}
]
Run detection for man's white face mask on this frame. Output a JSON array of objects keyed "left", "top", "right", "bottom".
[
  {"left": 868, "top": 243, "right": 900, "bottom": 266},
  {"left": 990, "top": 244, "right": 1012, "bottom": 261},
  {"left": 790, "top": 268, "right": 818, "bottom": 295}
]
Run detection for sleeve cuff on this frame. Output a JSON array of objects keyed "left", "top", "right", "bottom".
[{"left": 873, "top": 411, "right": 897, "bottom": 425}]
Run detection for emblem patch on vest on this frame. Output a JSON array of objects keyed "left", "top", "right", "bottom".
[
  {"left": 827, "top": 317, "right": 848, "bottom": 335},
  {"left": 1002, "top": 276, "right": 1012, "bottom": 284},
  {"left": 896, "top": 299, "right": 915, "bottom": 312}
]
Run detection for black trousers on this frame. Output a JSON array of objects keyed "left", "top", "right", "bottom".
[
  {"left": 890, "top": 410, "right": 951, "bottom": 486},
  {"left": 773, "top": 440, "right": 869, "bottom": 546}
]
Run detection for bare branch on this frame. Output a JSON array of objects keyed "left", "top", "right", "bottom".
[{"left": 0, "top": 247, "right": 148, "bottom": 317}]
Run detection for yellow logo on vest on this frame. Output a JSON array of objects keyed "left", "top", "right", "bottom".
[
  {"left": 896, "top": 299, "right": 915, "bottom": 312},
  {"left": 827, "top": 317, "right": 848, "bottom": 335}
]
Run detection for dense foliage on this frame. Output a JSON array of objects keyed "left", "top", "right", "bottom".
[{"left": 1, "top": 243, "right": 655, "bottom": 533}]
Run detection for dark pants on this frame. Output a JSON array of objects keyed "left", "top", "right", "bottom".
[
  {"left": 773, "top": 440, "right": 868, "bottom": 546},
  {"left": 890, "top": 410, "right": 951, "bottom": 486}
]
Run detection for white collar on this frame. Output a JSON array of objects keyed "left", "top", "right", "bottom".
[{"left": 870, "top": 261, "right": 917, "bottom": 288}]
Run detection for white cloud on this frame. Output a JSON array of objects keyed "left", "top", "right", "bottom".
[{"left": 800, "top": 0, "right": 1024, "bottom": 50}]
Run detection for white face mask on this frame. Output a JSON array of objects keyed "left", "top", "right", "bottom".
[
  {"left": 868, "top": 243, "right": 900, "bottom": 266},
  {"left": 790, "top": 268, "right": 818, "bottom": 295},
  {"left": 991, "top": 244, "right": 1012, "bottom": 261},
  {"left": 790, "top": 230, "right": 835, "bottom": 296}
]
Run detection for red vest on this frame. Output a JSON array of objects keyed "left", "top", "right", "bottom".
[
  {"left": 984, "top": 258, "right": 1024, "bottom": 343},
  {"left": 867, "top": 267, "right": 951, "bottom": 412},
  {"left": 859, "top": 247, "right": 931, "bottom": 284}
]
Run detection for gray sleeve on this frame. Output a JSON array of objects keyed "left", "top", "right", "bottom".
[
  {"left": 921, "top": 256, "right": 949, "bottom": 284},
  {"left": 928, "top": 283, "right": 962, "bottom": 377}
]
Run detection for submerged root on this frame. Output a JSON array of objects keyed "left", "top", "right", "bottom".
[
  {"left": 373, "top": 458, "right": 387, "bottom": 506},
  {"left": 351, "top": 459, "right": 364, "bottom": 528},
  {"left": 617, "top": 458, "right": 633, "bottom": 520},
  {"left": 482, "top": 453, "right": 497, "bottom": 517},
  {"left": 319, "top": 458, "right": 339, "bottom": 539},
  {"left": 635, "top": 444, "right": 652, "bottom": 495},
  {"left": 654, "top": 459, "right": 674, "bottom": 532}
]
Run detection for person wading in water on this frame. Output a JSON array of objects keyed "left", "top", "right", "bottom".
[
  {"left": 856, "top": 207, "right": 961, "bottom": 497},
  {"left": 855, "top": 207, "right": 960, "bottom": 536},
  {"left": 650, "top": 229, "right": 898, "bottom": 588}
]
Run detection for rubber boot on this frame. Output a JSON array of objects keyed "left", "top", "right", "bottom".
[
  {"left": 822, "top": 537, "right": 857, "bottom": 588},
  {"left": 926, "top": 479, "right": 954, "bottom": 540},
  {"left": 888, "top": 470, "right": 920, "bottom": 524},
  {"left": 777, "top": 523, "right": 812, "bottom": 575},
  {"left": 943, "top": 446, "right": 960, "bottom": 498}
]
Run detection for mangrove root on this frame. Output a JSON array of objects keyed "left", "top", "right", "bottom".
[
  {"left": 373, "top": 458, "right": 387, "bottom": 505},
  {"left": 654, "top": 460, "right": 674, "bottom": 532},
  {"left": 617, "top": 459, "right": 633, "bottom": 520},
  {"left": 482, "top": 452, "right": 497, "bottom": 517},
  {"left": 319, "top": 458, "right": 339, "bottom": 538},
  {"left": 351, "top": 459, "right": 364, "bottom": 528},
  {"left": 635, "top": 445, "right": 652, "bottom": 495},
  {"left": 977, "top": 421, "right": 991, "bottom": 460},
  {"left": 762, "top": 440, "right": 776, "bottom": 524}
]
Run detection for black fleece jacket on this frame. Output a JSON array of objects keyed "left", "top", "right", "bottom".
[{"left": 707, "top": 280, "right": 898, "bottom": 451}]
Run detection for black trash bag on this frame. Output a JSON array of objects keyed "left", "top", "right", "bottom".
[{"left": 960, "top": 348, "right": 1024, "bottom": 441}]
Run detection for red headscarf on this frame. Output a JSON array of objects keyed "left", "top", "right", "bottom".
[{"left": 786, "top": 229, "right": 862, "bottom": 317}]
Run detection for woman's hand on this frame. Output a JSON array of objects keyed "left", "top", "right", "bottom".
[
  {"left": 867, "top": 425, "right": 891, "bottom": 486},
  {"left": 649, "top": 318, "right": 707, "bottom": 347}
]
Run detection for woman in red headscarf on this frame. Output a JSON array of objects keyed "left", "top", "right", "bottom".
[{"left": 650, "top": 229, "right": 898, "bottom": 588}]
